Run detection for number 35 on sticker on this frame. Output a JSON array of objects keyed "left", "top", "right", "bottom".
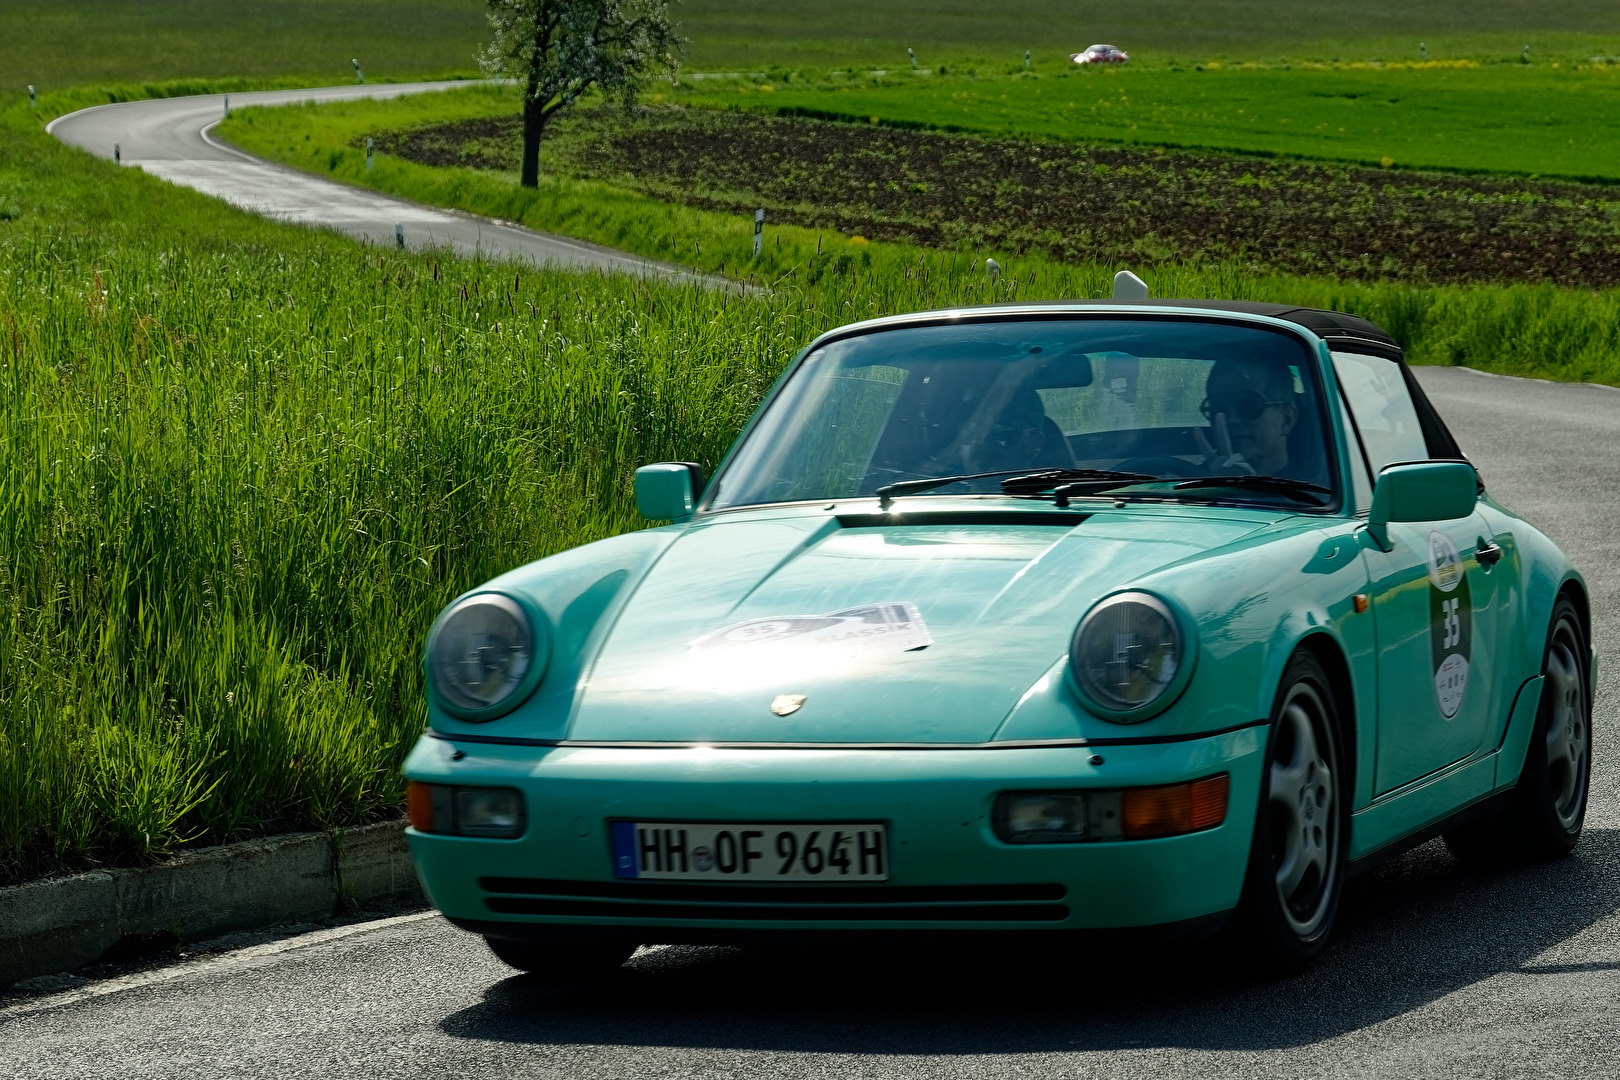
[{"left": 1426, "top": 530, "right": 1473, "bottom": 719}]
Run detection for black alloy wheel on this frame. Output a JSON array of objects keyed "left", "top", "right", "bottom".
[
  {"left": 1445, "top": 595, "right": 1591, "bottom": 861},
  {"left": 1234, "top": 649, "right": 1348, "bottom": 973}
]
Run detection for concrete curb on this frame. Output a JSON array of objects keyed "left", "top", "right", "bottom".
[{"left": 0, "top": 820, "right": 420, "bottom": 986}]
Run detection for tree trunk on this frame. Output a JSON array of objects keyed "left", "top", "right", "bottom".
[{"left": 520, "top": 95, "right": 545, "bottom": 188}]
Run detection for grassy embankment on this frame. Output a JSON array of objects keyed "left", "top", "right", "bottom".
[
  {"left": 0, "top": 85, "right": 782, "bottom": 883},
  {"left": 221, "top": 84, "right": 1620, "bottom": 382}
]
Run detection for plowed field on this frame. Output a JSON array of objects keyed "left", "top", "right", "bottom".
[{"left": 373, "top": 105, "right": 1620, "bottom": 287}]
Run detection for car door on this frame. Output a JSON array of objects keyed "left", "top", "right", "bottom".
[{"left": 1331, "top": 350, "right": 1502, "bottom": 795}]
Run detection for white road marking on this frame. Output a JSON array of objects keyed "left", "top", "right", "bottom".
[{"left": 0, "top": 912, "right": 440, "bottom": 1022}]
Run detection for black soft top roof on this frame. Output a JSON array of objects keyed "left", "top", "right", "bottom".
[{"left": 1013, "top": 299, "right": 1400, "bottom": 355}]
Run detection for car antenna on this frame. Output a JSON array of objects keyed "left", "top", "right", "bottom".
[{"left": 1112, "top": 270, "right": 1149, "bottom": 299}]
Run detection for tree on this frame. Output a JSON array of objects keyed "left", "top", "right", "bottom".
[{"left": 481, "top": 0, "right": 683, "bottom": 188}]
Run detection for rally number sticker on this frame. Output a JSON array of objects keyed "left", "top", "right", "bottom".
[{"left": 1426, "top": 531, "right": 1472, "bottom": 719}]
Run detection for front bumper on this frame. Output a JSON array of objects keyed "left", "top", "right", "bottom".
[{"left": 404, "top": 725, "right": 1265, "bottom": 938}]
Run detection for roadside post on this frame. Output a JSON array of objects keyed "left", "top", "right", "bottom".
[
  {"left": 366, "top": 138, "right": 375, "bottom": 171},
  {"left": 113, "top": 142, "right": 120, "bottom": 164},
  {"left": 353, "top": 58, "right": 365, "bottom": 83},
  {"left": 27, "top": 85, "right": 35, "bottom": 109},
  {"left": 753, "top": 209, "right": 764, "bottom": 258},
  {"left": 1024, "top": 51, "right": 1032, "bottom": 69},
  {"left": 395, "top": 222, "right": 404, "bottom": 249},
  {"left": 223, "top": 94, "right": 230, "bottom": 117},
  {"left": 985, "top": 257, "right": 1001, "bottom": 282},
  {"left": 908, "top": 47, "right": 918, "bottom": 71}
]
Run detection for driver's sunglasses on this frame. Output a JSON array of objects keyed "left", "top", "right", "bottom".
[{"left": 1199, "top": 391, "right": 1290, "bottom": 422}]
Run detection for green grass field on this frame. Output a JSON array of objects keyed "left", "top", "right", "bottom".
[
  {"left": 0, "top": 0, "right": 485, "bottom": 89},
  {"left": 676, "top": 64, "right": 1620, "bottom": 182},
  {"left": 669, "top": 0, "right": 1620, "bottom": 69},
  {"left": 7, "top": 0, "right": 1620, "bottom": 91}
]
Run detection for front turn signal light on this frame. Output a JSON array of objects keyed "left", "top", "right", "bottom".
[
  {"left": 1121, "top": 774, "right": 1229, "bottom": 839},
  {"left": 407, "top": 781, "right": 436, "bottom": 832},
  {"left": 407, "top": 781, "right": 525, "bottom": 839}
]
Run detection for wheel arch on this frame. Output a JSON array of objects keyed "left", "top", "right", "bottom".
[
  {"left": 1554, "top": 576, "right": 1595, "bottom": 705},
  {"left": 1556, "top": 577, "right": 1591, "bottom": 651},
  {"left": 1294, "top": 630, "right": 1358, "bottom": 799}
]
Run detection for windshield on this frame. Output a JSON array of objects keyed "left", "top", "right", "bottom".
[{"left": 706, "top": 317, "right": 1334, "bottom": 510}]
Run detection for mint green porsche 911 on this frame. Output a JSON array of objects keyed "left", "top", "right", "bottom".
[{"left": 403, "top": 298, "right": 1595, "bottom": 975}]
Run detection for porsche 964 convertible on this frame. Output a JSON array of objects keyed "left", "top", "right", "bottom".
[{"left": 404, "top": 298, "right": 1594, "bottom": 974}]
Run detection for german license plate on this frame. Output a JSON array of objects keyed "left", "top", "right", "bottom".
[{"left": 611, "top": 821, "right": 888, "bottom": 881}]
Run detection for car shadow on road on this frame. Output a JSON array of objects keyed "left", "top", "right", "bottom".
[{"left": 439, "top": 829, "right": 1620, "bottom": 1054}]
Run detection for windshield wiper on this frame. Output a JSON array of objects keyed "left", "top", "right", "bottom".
[
  {"left": 997, "top": 468, "right": 1162, "bottom": 494},
  {"left": 1172, "top": 475, "right": 1331, "bottom": 506},
  {"left": 875, "top": 467, "right": 1078, "bottom": 508}
]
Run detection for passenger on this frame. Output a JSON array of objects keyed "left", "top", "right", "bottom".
[{"left": 1195, "top": 360, "right": 1298, "bottom": 477}]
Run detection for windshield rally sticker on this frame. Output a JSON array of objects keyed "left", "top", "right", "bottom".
[
  {"left": 1426, "top": 530, "right": 1472, "bottom": 719},
  {"left": 690, "top": 602, "right": 933, "bottom": 656}
]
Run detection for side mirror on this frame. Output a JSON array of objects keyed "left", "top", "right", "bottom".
[
  {"left": 634, "top": 462, "right": 704, "bottom": 523},
  {"left": 1367, "top": 461, "right": 1476, "bottom": 551}
]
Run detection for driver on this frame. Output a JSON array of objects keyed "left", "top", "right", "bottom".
[{"left": 1193, "top": 359, "right": 1298, "bottom": 476}]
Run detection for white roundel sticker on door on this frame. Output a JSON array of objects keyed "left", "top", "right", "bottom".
[{"left": 1426, "top": 530, "right": 1472, "bottom": 719}]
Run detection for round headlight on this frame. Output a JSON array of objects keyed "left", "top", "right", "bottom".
[
  {"left": 1070, "top": 592, "right": 1190, "bottom": 721},
  {"left": 427, "top": 593, "right": 547, "bottom": 720}
]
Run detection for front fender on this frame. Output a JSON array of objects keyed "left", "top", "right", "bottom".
[
  {"left": 427, "top": 527, "right": 684, "bottom": 742},
  {"left": 1478, "top": 499, "right": 1588, "bottom": 689},
  {"left": 994, "top": 522, "right": 1377, "bottom": 804}
]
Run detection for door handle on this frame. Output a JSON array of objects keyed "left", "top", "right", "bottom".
[{"left": 1476, "top": 539, "right": 1503, "bottom": 566}]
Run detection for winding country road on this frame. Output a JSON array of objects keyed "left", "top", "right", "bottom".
[
  {"left": 47, "top": 82, "right": 696, "bottom": 277},
  {"left": 1, "top": 367, "right": 1616, "bottom": 1079}
]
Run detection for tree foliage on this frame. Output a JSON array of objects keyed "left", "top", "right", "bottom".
[{"left": 480, "top": 0, "right": 682, "bottom": 187}]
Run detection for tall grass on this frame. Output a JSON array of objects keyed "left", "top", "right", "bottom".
[{"left": 0, "top": 226, "right": 812, "bottom": 881}]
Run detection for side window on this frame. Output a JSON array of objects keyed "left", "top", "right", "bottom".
[
  {"left": 1338, "top": 383, "right": 1376, "bottom": 515},
  {"left": 1331, "top": 352, "right": 1429, "bottom": 476}
]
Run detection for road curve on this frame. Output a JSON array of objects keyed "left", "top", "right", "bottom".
[
  {"left": 0, "top": 367, "right": 1614, "bottom": 1079},
  {"left": 47, "top": 83, "right": 700, "bottom": 278}
]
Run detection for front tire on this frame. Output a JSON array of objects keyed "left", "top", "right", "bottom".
[
  {"left": 1445, "top": 596, "right": 1590, "bottom": 862},
  {"left": 484, "top": 936, "right": 638, "bottom": 980},
  {"left": 1233, "top": 650, "right": 1348, "bottom": 973}
]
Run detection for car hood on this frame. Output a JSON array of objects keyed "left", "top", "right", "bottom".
[{"left": 566, "top": 506, "right": 1275, "bottom": 744}]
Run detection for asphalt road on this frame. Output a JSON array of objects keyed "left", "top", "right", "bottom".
[
  {"left": 46, "top": 83, "right": 698, "bottom": 279},
  {"left": 2, "top": 367, "right": 1617, "bottom": 1079}
]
